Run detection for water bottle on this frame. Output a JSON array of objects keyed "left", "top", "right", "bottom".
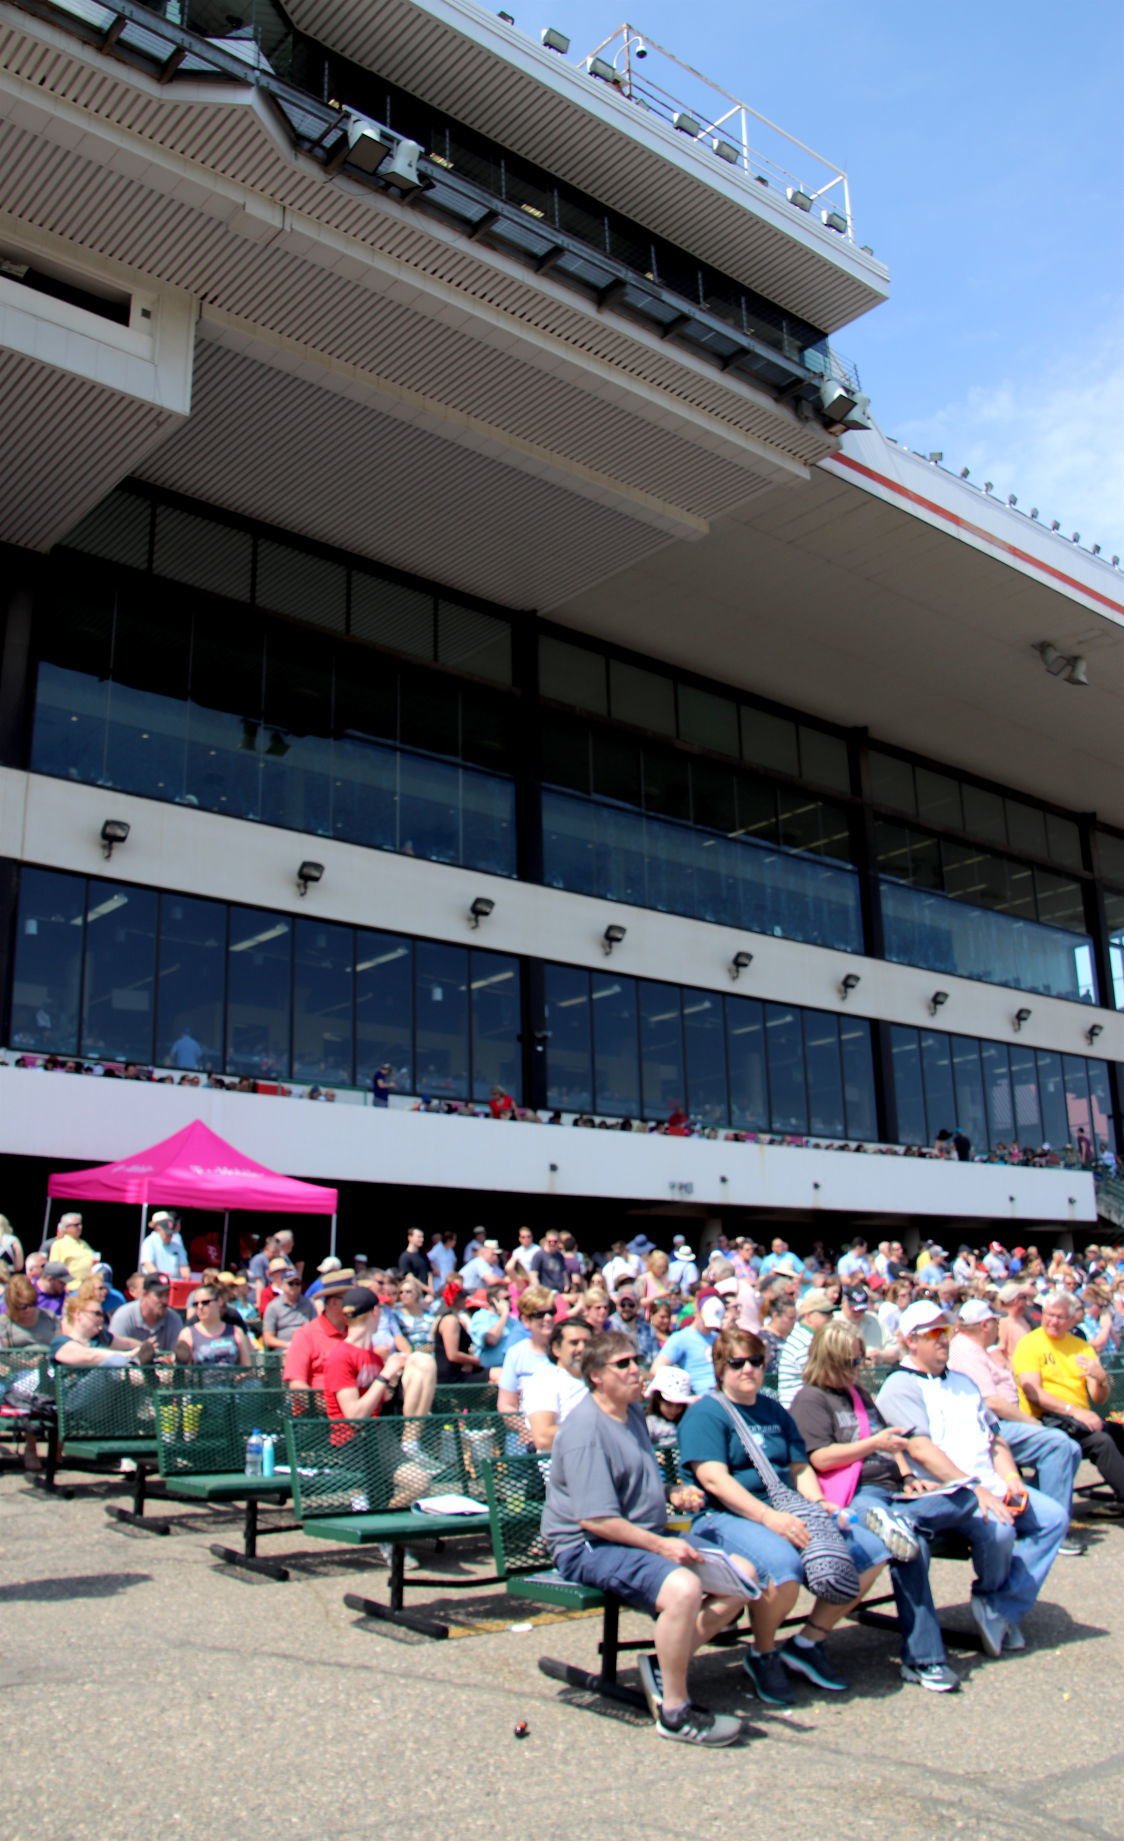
[
  {"left": 439, "top": 1423, "right": 457, "bottom": 1468},
  {"left": 262, "top": 1432, "right": 276, "bottom": 1479},
  {"left": 245, "top": 1429, "right": 263, "bottom": 1477}
]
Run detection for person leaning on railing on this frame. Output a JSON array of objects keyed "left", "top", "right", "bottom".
[{"left": 50, "top": 1283, "right": 158, "bottom": 1370}]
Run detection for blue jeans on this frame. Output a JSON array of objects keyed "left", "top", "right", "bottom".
[
  {"left": 851, "top": 1489, "right": 951, "bottom": 1668},
  {"left": 1000, "top": 1420, "right": 1080, "bottom": 1513},
  {"left": 899, "top": 1482, "right": 1068, "bottom": 1627}
]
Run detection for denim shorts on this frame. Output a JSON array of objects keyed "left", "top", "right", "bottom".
[{"left": 553, "top": 1538, "right": 680, "bottom": 1614}]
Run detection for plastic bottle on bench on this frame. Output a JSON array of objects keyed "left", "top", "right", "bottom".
[
  {"left": 262, "top": 1432, "right": 276, "bottom": 1479},
  {"left": 245, "top": 1429, "right": 264, "bottom": 1477}
]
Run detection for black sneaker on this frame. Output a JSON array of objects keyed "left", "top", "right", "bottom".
[
  {"left": 1058, "top": 1535, "right": 1087, "bottom": 1557},
  {"left": 900, "top": 1659, "right": 961, "bottom": 1693},
  {"left": 778, "top": 1639, "right": 849, "bottom": 1692},
  {"left": 741, "top": 1647, "right": 794, "bottom": 1706},
  {"left": 656, "top": 1703, "right": 744, "bottom": 1746}
]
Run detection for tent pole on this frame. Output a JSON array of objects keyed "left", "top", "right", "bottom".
[
  {"left": 138, "top": 1203, "right": 149, "bottom": 1267},
  {"left": 41, "top": 1195, "right": 52, "bottom": 1251},
  {"left": 221, "top": 1211, "right": 230, "bottom": 1271},
  {"left": 329, "top": 1212, "right": 337, "bottom": 1258}
]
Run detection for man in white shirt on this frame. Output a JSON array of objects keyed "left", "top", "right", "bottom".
[
  {"left": 524, "top": 1315, "right": 592, "bottom": 1450},
  {"left": 506, "top": 1225, "right": 540, "bottom": 1277},
  {"left": 668, "top": 1243, "right": 699, "bottom": 1290},
  {"left": 139, "top": 1211, "right": 190, "bottom": 1279},
  {"left": 947, "top": 1299, "right": 1080, "bottom": 1515},
  {"left": 602, "top": 1239, "right": 645, "bottom": 1297}
]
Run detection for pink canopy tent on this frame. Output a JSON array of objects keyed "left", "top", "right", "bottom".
[{"left": 47, "top": 1119, "right": 339, "bottom": 1261}]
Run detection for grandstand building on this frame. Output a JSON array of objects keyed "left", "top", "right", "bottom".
[{"left": 1, "top": 0, "right": 1121, "bottom": 1261}]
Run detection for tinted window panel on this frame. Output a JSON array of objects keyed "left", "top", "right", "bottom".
[
  {"left": 804, "top": 1012, "right": 844, "bottom": 1136},
  {"left": 157, "top": 895, "right": 226, "bottom": 1073},
  {"left": 544, "top": 963, "right": 592, "bottom": 1112},
  {"left": 415, "top": 941, "right": 469, "bottom": 1099},
  {"left": 726, "top": 996, "right": 767, "bottom": 1129},
  {"left": 840, "top": 1019, "right": 877, "bottom": 1141},
  {"left": 639, "top": 980, "right": 684, "bottom": 1121},
  {"left": 10, "top": 868, "right": 84, "bottom": 1056},
  {"left": 683, "top": 988, "right": 727, "bottom": 1124},
  {"left": 765, "top": 1004, "right": 806, "bottom": 1132},
  {"left": 470, "top": 951, "right": 521, "bottom": 1103},
  {"left": 227, "top": 907, "right": 292, "bottom": 1079},
  {"left": 890, "top": 1025, "right": 925, "bottom": 1145},
  {"left": 950, "top": 1037, "right": 987, "bottom": 1153},
  {"left": 80, "top": 880, "right": 157, "bottom": 1064},
  {"left": 920, "top": 1030, "right": 956, "bottom": 1140},
  {"left": 355, "top": 931, "right": 413, "bottom": 1092},
  {"left": 293, "top": 918, "right": 354, "bottom": 1085},
  {"left": 591, "top": 974, "right": 640, "bottom": 1116}
]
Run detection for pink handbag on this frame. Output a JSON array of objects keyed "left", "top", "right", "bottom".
[{"left": 817, "top": 1387, "right": 869, "bottom": 1508}]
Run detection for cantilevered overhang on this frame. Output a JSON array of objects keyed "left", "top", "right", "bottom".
[
  {"left": 554, "top": 428, "right": 1124, "bottom": 825},
  {"left": 285, "top": 0, "right": 890, "bottom": 334}
]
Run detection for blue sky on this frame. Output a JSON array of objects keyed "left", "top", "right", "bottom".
[{"left": 536, "top": 1, "right": 1124, "bottom": 553}]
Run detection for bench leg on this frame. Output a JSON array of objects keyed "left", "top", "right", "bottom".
[
  {"left": 342, "top": 1548, "right": 451, "bottom": 1639},
  {"left": 105, "top": 1465, "right": 172, "bottom": 1535},
  {"left": 537, "top": 1597, "right": 648, "bottom": 1711},
  {"left": 209, "top": 1542, "right": 292, "bottom": 1582}
]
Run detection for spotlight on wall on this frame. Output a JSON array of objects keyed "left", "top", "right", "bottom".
[
  {"left": 1007, "top": 494, "right": 1018, "bottom": 507},
  {"left": 928, "top": 451, "right": 944, "bottom": 464},
  {"left": 587, "top": 54, "right": 617, "bottom": 82},
  {"left": 1087, "top": 1023, "right": 1104, "bottom": 1045},
  {"left": 822, "top": 208, "right": 848, "bottom": 234},
  {"left": 840, "top": 972, "right": 861, "bottom": 999},
  {"left": 929, "top": 990, "right": 949, "bottom": 1016},
  {"left": 712, "top": 137, "right": 741, "bottom": 163},
  {"left": 1013, "top": 1007, "right": 1032, "bottom": 1032},
  {"left": 729, "top": 950, "right": 754, "bottom": 981},
  {"left": 540, "top": 25, "right": 570, "bottom": 52},
  {"left": 1029, "top": 507, "right": 1039, "bottom": 520},
  {"left": 469, "top": 896, "right": 495, "bottom": 929},
  {"left": 1050, "top": 520, "right": 1061, "bottom": 532},
  {"left": 786, "top": 185, "right": 813, "bottom": 212},
  {"left": 673, "top": 111, "right": 701, "bottom": 137},
  {"left": 100, "top": 818, "right": 130, "bottom": 860},
  {"left": 296, "top": 860, "right": 324, "bottom": 897},
  {"left": 984, "top": 481, "right": 993, "bottom": 494},
  {"left": 817, "top": 378, "right": 858, "bottom": 425},
  {"left": 959, "top": 466, "right": 970, "bottom": 479},
  {"left": 1034, "top": 641, "right": 1089, "bottom": 688},
  {"left": 602, "top": 923, "right": 627, "bottom": 956}
]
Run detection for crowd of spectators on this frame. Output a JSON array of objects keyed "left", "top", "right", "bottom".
[
  {"left": 3, "top": 1205, "right": 1122, "bottom": 1739},
  {"left": 2, "top": 1051, "right": 1114, "bottom": 1179}
]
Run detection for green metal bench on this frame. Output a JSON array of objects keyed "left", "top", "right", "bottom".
[
  {"left": 0, "top": 1347, "right": 53, "bottom": 1476},
  {"left": 52, "top": 1362, "right": 170, "bottom": 1529},
  {"left": 286, "top": 1406, "right": 533, "bottom": 1636},
  {"left": 152, "top": 1379, "right": 311, "bottom": 1579}
]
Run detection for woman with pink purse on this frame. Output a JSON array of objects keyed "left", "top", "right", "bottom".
[{"left": 790, "top": 1320, "right": 962, "bottom": 1694}]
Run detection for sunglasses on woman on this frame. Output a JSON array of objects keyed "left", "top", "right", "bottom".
[{"left": 725, "top": 1355, "right": 765, "bottom": 1371}]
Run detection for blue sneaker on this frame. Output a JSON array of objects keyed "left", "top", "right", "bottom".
[
  {"left": 778, "top": 1639, "right": 849, "bottom": 1692},
  {"left": 741, "top": 1647, "right": 794, "bottom": 1706},
  {"left": 969, "top": 1595, "right": 1008, "bottom": 1659}
]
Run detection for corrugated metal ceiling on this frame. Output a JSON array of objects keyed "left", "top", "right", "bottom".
[{"left": 286, "top": 0, "right": 888, "bottom": 334}]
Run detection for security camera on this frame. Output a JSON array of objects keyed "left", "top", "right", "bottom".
[{"left": 634, "top": 37, "right": 648, "bottom": 57}]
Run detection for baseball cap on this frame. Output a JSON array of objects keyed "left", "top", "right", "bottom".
[
  {"left": 959, "top": 1299, "right": 998, "bottom": 1324},
  {"left": 714, "top": 1276, "right": 739, "bottom": 1299},
  {"left": 699, "top": 1297, "right": 725, "bottom": 1330},
  {"left": 41, "top": 1261, "right": 71, "bottom": 1280},
  {"left": 317, "top": 1256, "right": 342, "bottom": 1275},
  {"left": 797, "top": 1287, "right": 837, "bottom": 1317},
  {"left": 843, "top": 1285, "right": 870, "bottom": 1308},
  {"left": 275, "top": 1267, "right": 299, "bottom": 1283},
  {"left": 644, "top": 1366, "right": 696, "bottom": 1405},
  {"left": 998, "top": 1280, "right": 1031, "bottom": 1304},
  {"left": 899, "top": 1300, "right": 953, "bottom": 1337},
  {"left": 150, "top": 1211, "right": 176, "bottom": 1227},
  {"left": 341, "top": 1286, "right": 378, "bottom": 1318},
  {"left": 142, "top": 1273, "right": 171, "bottom": 1293}
]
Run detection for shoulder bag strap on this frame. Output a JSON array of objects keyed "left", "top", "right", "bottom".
[{"left": 712, "top": 1390, "right": 784, "bottom": 1494}]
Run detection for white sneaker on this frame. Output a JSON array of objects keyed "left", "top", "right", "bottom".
[{"left": 863, "top": 1502, "right": 920, "bottom": 1562}]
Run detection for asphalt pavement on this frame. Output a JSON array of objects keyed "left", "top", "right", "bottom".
[{"left": 1, "top": 1462, "right": 1121, "bottom": 1841}]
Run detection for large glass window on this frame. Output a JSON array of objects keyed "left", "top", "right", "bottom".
[
  {"left": 9, "top": 867, "right": 85, "bottom": 1055},
  {"left": 355, "top": 930, "right": 413, "bottom": 1092},
  {"left": 920, "top": 1031, "right": 956, "bottom": 1138},
  {"left": 80, "top": 880, "right": 157, "bottom": 1064},
  {"left": 980, "top": 1041, "right": 1014, "bottom": 1145},
  {"left": 592, "top": 975, "right": 641, "bottom": 1118},
  {"left": 1008, "top": 1042, "right": 1042, "bottom": 1148},
  {"left": 415, "top": 942, "right": 469, "bottom": 1099},
  {"left": 890, "top": 1027, "right": 926, "bottom": 1145},
  {"left": 1035, "top": 1050, "right": 1068, "bottom": 1150},
  {"left": 1062, "top": 1056, "right": 1092, "bottom": 1143},
  {"left": 639, "top": 981, "right": 684, "bottom": 1120},
  {"left": 470, "top": 953, "right": 521, "bottom": 1103},
  {"left": 726, "top": 996, "right": 768, "bottom": 1130},
  {"left": 804, "top": 1014, "right": 845, "bottom": 1136},
  {"left": 156, "top": 895, "right": 226, "bottom": 1072},
  {"left": 951, "top": 1037, "right": 987, "bottom": 1152},
  {"left": 293, "top": 918, "right": 354, "bottom": 1085},
  {"left": 544, "top": 963, "right": 593, "bottom": 1112},
  {"left": 226, "top": 907, "right": 292, "bottom": 1079},
  {"left": 840, "top": 1020, "right": 877, "bottom": 1142},
  {"left": 683, "top": 989, "right": 727, "bottom": 1124},
  {"left": 765, "top": 1005, "right": 807, "bottom": 1133}
]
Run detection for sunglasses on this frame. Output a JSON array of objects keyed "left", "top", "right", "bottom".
[
  {"left": 527, "top": 1309, "right": 556, "bottom": 1321},
  {"left": 606, "top": 1355, "right": 640, "bottom": 1370},
  {"left": 725, "top": 1355, "right": 765, "bottom": 1371},
  {"left": 917, "top": 1326, "right": 950, "bottom": 1341}
]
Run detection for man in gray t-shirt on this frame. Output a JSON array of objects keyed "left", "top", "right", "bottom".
[
  {"left": 540, "top": 1331, "right": 747, "bottom": 1747},
  {"left": 263, "top": 1284, "right": 315, "bottom": 1348},
  {"left": 109, "top": 1280, "right": 183, "bottom": 1353},
  {"left": 543, "top": 1392, "right": 666, "bottom": 1554}
]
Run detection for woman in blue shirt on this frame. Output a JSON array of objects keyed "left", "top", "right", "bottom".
[{"left": 677, "top": 1326, "right": 886, "bottom": 1708}]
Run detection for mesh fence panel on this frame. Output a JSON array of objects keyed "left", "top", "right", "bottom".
[
  {"left": 0, "top": 1347, "right": 50, "bottom": 1414},
  {"left": 56, "top": 1364, "right": 159, "bottom": 1441},
  {"left": 152, "top": 1384, "right": 295, "bottom": 1478},
  {"left": 283, "top": 1405, "right": 529, "bottom": 1523}
]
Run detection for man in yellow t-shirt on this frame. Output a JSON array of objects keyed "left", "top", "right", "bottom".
[
  {"left": 46, "top": 1212, "right": 100, "bottom": 1283},
  {"left": 1013, "top": 1292, "right": 1124, "bottom": 1505}
]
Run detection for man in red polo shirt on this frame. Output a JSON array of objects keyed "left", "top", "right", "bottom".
[
  {"left": 283, "top": 1269, "right": 353, "bottom": 1390},
  {"left": 321, "top": 1287, "right": 409, "bottom": 1421}
]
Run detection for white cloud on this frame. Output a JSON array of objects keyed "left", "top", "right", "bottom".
[{"left": 894, "top": 322, "right": 1124, "bottom": 559}]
